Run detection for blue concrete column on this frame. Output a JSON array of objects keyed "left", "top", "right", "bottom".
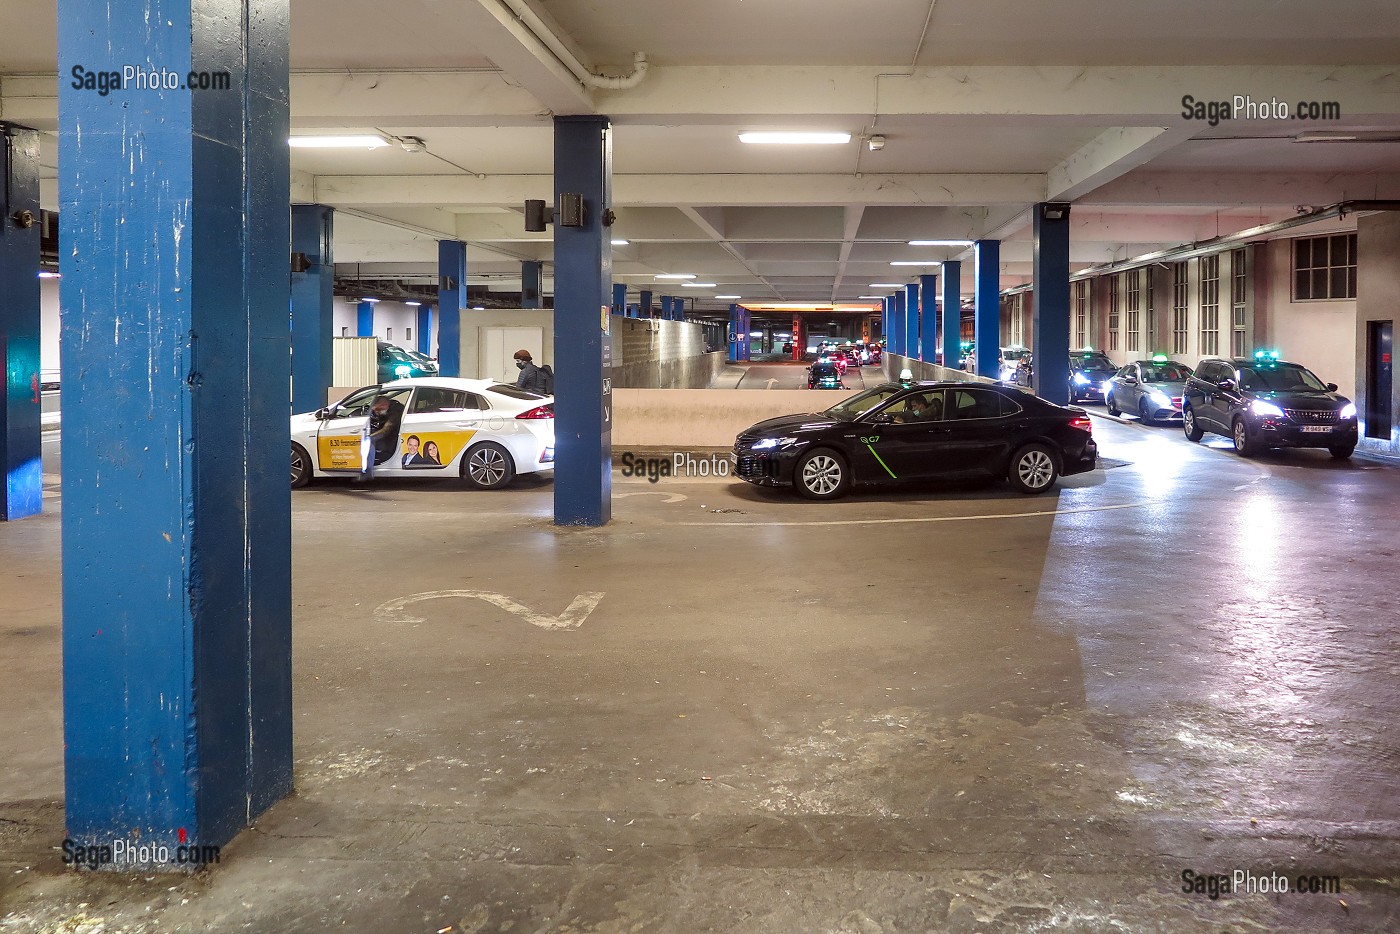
[
  {"left": 740, "top": 308, "right": 752, "bottom": 360},
  {"left": 974, "top": 240, "right": 1001, "bottom": 378},
  {"left": 882, "top": 296, "right": 892, "bottom": 347},
  {"left": 437, "top": 241, "right": 465, "bottom": 376},
  {"left": 905, "top": 282, "right": 920, "bottom": 361},
  {"left": 640, "top": 289, "right": 654, "bottom": 318},
  {"left": 728, "top": 304, "right": 742, "bottom": 361},
  {"left": 356, "top": 300, "right": 375, "bottom": 337},
  {"left": 658, "top": 295, "right": 670, "bottom": 320},
  {"left": 941, "top": 261, "right": 962, "bottom": 369},
  {"left": 58, "top": 0, "right": 292, "bottom": 856},
  {"left": 415, "top": 304, "right": 433, "bottom": 355},
  {"left": 612, "top": 282, "right": 626, "bottom": 315},
  {"left": 521, "top": 259, "right": 543, "bottom": 309},
  {"left": 290, "top": 204, "right": 333, "bottom": 414},
  {"left": 1032, "top": 203, "right": 1072, "bottom": 406},
  {"left": 919, "top": 274, "right": 938, "bottom": 364},
  {"left": 891, "top": 290, "right": 906, "bottom": 357},
  {"left": 552, "top": 115, "right": 612, "bottom": 526},
  {"left": 1, "top": 123, "right": 42, "bottom": 521}
]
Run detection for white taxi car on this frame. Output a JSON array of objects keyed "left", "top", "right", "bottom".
[{"left": 290, "top": 378, "right": 555, "bottom": 489}]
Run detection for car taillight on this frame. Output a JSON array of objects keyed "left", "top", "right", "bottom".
[
  {"left": 1070, "top": 416, "right": 1092, "bottom": 434},
  {"left": 517, "top": 405, "right": 554, "bottom": 419}
]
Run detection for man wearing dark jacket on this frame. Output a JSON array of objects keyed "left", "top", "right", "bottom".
[{"left": 514, "top": 349, "right": 547, "bottom": 394}]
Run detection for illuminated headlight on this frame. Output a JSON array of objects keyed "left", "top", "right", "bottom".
[
  {"left": 394, "top": 365, "right": 412, "bottom": 377},
  {"left": 1250, "top": 400, "right": 1286, "bottom": 418},
  {"left": 751, "top": 436, "right": 796, "bottom": 451},
  {"left": 1149, "top": 390, "right": 1171, "bottom": 407},
  {"left": 1072, "top": 372, "right": 1090, "bottom": 385},
  {"left": 1340, "top": 403, "right": 1357, "bottom": 419}
]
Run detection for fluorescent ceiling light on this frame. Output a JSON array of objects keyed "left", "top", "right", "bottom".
[
  {"left": 908, "top": 239, "right": 974, "bottom": 247},
  {"left": 37, "top": 271, "right": 61, "bottom": 279},
  {"left": 857, "top": 295, "right": 883, "bottom": 299},
  {"left": 404, "top": 301, "right": 422, "bottom": 306},
  {"left": 611, "top": 239, "right": 630, "bottom": 246},
  {"left": 869, "top": 283, "right": 904, "bottom": 288},
  {"left": 890, "top": 260, "right": 942, "bottom": 266},
  {"left": 472, "top": 306, "right": 486, "bottom": 311},
  {"left": 289, "top": 135, "right": 389, "bottom": 149},
  {"left": 359, "top": 297, "right": 380, "bottom": 303},
  {"left": 738, "top": 132, "right": 852, "bottom": 145},
  {"left": 681, "top": 282, "right": 716, "bottom": 288},
  {"left": 715, "top": 294, "right": 741, "bottom": 299},
  {"left": 655, "top": 273, "right": 696, "bottom": 280}
]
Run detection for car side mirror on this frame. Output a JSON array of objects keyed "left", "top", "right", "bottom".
[
  {"left": 1124, "top": 376, "right": 1138, "bottom": 385},
  {"left": 1327, "top": 382, "right": 1338, "bottom": 392},
  {"left": 314, "top": 407, "right": 330, "bottom": 420},
  {"left": 1217, "top": 378, "right": 1236, "bottom": 391}
]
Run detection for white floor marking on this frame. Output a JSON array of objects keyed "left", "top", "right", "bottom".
[
  {"left": 615, "top": 490, "right": 687, "bottom": 503},
  {"left": 678, "top": 501, "right": 1147, "bottom": 528},
  {"left": 375, "top": 589, "right": 605, "bottom": 631}
]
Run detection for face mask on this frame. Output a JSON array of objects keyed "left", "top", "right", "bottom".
[{"left": 516, "top": 360, "right": 527, "bottom": 369}]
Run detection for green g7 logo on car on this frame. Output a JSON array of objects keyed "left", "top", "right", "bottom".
[{"left": 858, "top": 435, "right": 881, "bottom": 444}]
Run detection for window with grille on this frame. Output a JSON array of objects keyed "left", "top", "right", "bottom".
[
  {"left": 1125, "top": 269, "right": 1141, "bottom": 352},
  {"left": 1074, "top": 280, "right": 1088, "bottom": 348},
  {"left": 1293, "top": 233, "right": 1356, "bottom": 300},
  {"left": 1231, "top": 249, "right": 1248, "bottom": 357},
  {"left": 1199, "top": 254, "right": 1220, "bottom": 356},
  {"left": 1171, "top": 262, "right": 1189, "bottom": 354},
  {"left": 1108, "top": 275, "right": 1120, "bottom": 351}
]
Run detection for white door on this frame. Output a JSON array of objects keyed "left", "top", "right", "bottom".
[{"left": 481, "top": 326, "right": 544, "bottom": 384}]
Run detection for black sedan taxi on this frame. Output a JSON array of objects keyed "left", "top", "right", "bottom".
[
  {"left": 732, "top": 381, "right": 1098, "bottom": 499},
  {"left": 1182, "top": 353, "right": 1359, "bottom": 458}
]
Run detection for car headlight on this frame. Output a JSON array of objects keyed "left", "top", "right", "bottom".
[
  {"left": 1340, "top": 402, "right": 1357, "bottom": 419},
  {"left": 1250, "top": 400, "right": 1285, "bottom": 418},
  {"left": 1149, "top": 390, "right": 1171, "bottom": 407},
  {"left": 394, "top": 364, "right": 412, "bottom": 378},
  {"left": 751, "top": 436, "right": 797, "bottom": 451},
  {"left": 1072, "top": 372, "right": 1090, "bottom": 385}
]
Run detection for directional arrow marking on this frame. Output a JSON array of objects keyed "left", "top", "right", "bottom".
[
  {"left": 615, "top": 491, "right": 687, "bottom": 503},
  {"left": 375, "top": 590, "right": 605, "bottom": 631},
  {"left": 764, "top": 378, "right": 779, "bottom": 389}
]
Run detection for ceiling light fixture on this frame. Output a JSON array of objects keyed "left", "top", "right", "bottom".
[
  {"left": 405, "top": 301, "right": 422, "bottom": 307},
  {"left": 869, "top": 283, "right": 904, "bottom": 288},
  {"left": 908, "top": 239, "right": 974, "bottom": 247},
  {"left": 890, "top": 260, "right": 943, "bottom": 266},
  {"left": 738, "top": 131, "right": 852, "bottom": 145},
  {"left": 681, "top": 282, "right": 717, "bottom": 288},
  {"left": 715, "top": 294, "right": 741, "bottom": 299},
  {"left": 655, "top": 273, "right": 696, "bottom": 280},
  {"left": 37, "top": 271, "right": 61, "bottom": 279},
  {"left": 611, "top": 239, "right": 630, "bottom": 245},
  {"left": 289, "top": 135, "right": 389, "bottom": 149},
  {"left": 867, "top": 135, "right": 886, "bottom": 151},
  {"left": 359, "top": 297, "right": 380, "bottom": 303}
]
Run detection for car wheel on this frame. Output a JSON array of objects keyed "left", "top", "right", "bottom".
[
  {"left": 1008, "top": 443, "right": 1059, "bottom": 494},
  {"left": 463, "top": 441, "right": 516, "bottom": 489},
  {"left": 1183, "top": 406, "right": 1204, "bottom": 442},
  {"left": 794, "top": 448, "right": 850, "bottom": 500},
  {"left": 1104, "top": 392, "right": 1119, "bottom": 416},
  {"left": 1231, "top": 417, "right": 1258, "bottom": 457},
  {"left": 1138, "top": 399, "right": 1154, "bottom": 426},
  {"left": 1329, "top": 444, "right": 1355, "bottom": 460},
  {"left": 291, "top": 443, "right": 312, "bottom": 488}
]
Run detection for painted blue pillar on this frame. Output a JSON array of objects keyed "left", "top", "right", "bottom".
[
  {"left": 658, "top": 295, "right": 670, "bottom": 320},
  {"left": 941, "top": 261, "right": 962, "bottom": 370},
  {"left": 640, "top": 289, "right": 653, "bottom": 318},
  {"left": 290, "top": 204, "right": 333, "bottom": 415},
  {"left": 437, "top": 241, "right": 465, "bottom": 376},
  {"left": 552, "top": 115, "right": 612, "bottom": 527},
  {"left": 356, "top": 300, "right": 375, "bottom": 338},
  {"left": 974, "top": 240, "right": 1001, "bottom": 378},
  {"left": 904, "top": 283, "right": 920, "bottom": 361},
  {"left": 882, "top": 296, "right": 892, "bottom": 347},
  {"left": 919, "top": 274, "right": 938, "bottom": 364},
  {"left": 415, "top": 305, "right": 433, "bottom": 355},
  {"left": 521, "top": 259, "right": 543, "bottom": 309},
  {"left": 891, "top": 290, "right": 906, "bottom": 358},
  {"left": 58, "top": 0, "right": 292, "bottom": 856},
  {"left": 1032, "top": 203, "right": 1072, "bottom": 406},
  {"left": 0, "top": 124, "right": 42, "bottom": 521},
  {"left": 728, "top": 304, "right": 742, "bottom": 361},
  {"left": 612, "top": 282, "right": 626, "bottom": 316},
  {"left": 740, "top": 308, "right": 752, "bottom": 360}
]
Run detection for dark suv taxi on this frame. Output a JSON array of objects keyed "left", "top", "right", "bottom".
[{"left": 1181, "top": 354, "right": 1358, "bottom": 458}]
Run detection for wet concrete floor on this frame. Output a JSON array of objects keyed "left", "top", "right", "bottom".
[{"left": 2, "top": 415, "right": 1399, "bottom": 932}]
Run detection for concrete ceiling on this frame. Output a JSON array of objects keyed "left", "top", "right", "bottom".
[{"left": 3, "top": 0, "right": 1399, "bottom": 305}]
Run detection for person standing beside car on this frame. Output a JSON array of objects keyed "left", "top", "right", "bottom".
[{"left": 514, "top": 349, "right": 552, "bottom": 394}]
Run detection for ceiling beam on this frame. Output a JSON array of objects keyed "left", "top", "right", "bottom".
[
  {"left": 1046, "top": 124, "right": 1196, "bottom": 201},
  {"left": 449, "top": 0, "right": 595, "bottom": 115},
  {"left": 1082, "top": 170, "right": 1400, "bottom": 205}
]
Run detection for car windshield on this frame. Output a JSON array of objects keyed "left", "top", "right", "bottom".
[
  {"left": 1237, "top": 364, "right": 1328, "bottom": 392},
  {"left": 1073, "top": 353, "right": 1115, "bottom": 371},
  {"left": 826, "top": 386, "right": 900, "bottom": 419},
  {"left": 1141, "top": 363, "right": 1192, "bottom": 382},
  {"left": 379, "top": 344, "right": 413, "bottom": 362}
]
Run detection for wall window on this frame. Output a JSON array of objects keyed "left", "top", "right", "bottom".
[
  {"left": 1199, "top": 254, "right": 1220, "bottom": 356},
  {"left": 340, "top": 326, "right": 349, "bottom": 337},
  {"left": 1074, "top": 280, "right": 1087, "bottom": 348},
  {"left": 386, "top": 327, "right": 393, "bottom": 340},
  {"left": 1144, "top": 267, "right": 1157, "bottom": 353},
  {"left": 1125, "top": 269, "right": 1141, "bottom": 353},
  {"left": 1171, "top": 262, "right": 1188, "bottom": 354},
  {"left": 406, "top": 327, "right": 413, "bottom": 342},
  {"left": 1107, "top": 275, "right": 1120, "bottom": 351},
  {"left": 1231, "top": 248, "right": 1248, "bottom": 357},
  {"left": 1293, "top": 233, "right": 1356, "bottom": 300}
]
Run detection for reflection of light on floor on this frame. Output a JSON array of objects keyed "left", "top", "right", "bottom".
[{"left": 1235, "top": 493, "right": 1279, "bottom": 593}]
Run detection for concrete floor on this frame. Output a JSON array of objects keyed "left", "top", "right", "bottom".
[{"left": 3, "top": 415, "right": 1400, "bottom": 932}]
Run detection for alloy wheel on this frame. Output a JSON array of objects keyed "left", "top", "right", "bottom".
[
  {"left": 469, "top": 448, "right": 507, "bottom": 486},
  {"left": 1017, "top": 449, "right": 1054, "bottom": 490},
  {"left": 801, "top": 454, "right": 842, "bottom": 495}
]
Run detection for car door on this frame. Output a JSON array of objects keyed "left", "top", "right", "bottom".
[
  {"left": 313, "top": 386, "right": 380, "bottom": 473},
  {"left": 1190, "top": 362, "right": 1223, "bottom": 429},
  {"left": 854, "top": 389, "right": 947, "bottom": 481},
  {"left": 938, "top": 388, "right": 1018, "bottom": 474},
  {"left": 397, "top": 386, "right": 488, "bottom": 474}
]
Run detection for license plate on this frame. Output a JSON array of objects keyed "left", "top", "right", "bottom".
[
  {"left": 1300, "top": 425, "right": 1332, "bottom": 433},
  {"left": 729, "top": 452, "right": 739, "bottom": 465}
]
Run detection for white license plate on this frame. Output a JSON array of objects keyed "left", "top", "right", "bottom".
[
  {"left": 1300, "top": 425, "right": 1332, "bottom": 433},
  {"left": 729, "top": 452, "right": 739, "bottom": 465}
]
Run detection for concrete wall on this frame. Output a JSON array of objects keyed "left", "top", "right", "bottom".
[
  {"left": 612, "top": 388, "right": 860, "bottom": 449},
  {"left": 1261, "top": 237, "right": 1357, "bottom": 399},
  {"left": 1356, "top": 212, "right": 1400, "bottom": 456},
  {"left": 609, "top": 317, "right": 723, "bottom": 389},
  {"left": 456, "top": 309, "right": 556, "bottom": 381},
  {"left": 883, "top": 353, "right": 999, "bottom": 385},
  {"left": 40, "top": 277, "right": 58, "bottom": 379},
  {"left": 332, "top": 298, "right": 439, "bottom": 356}
]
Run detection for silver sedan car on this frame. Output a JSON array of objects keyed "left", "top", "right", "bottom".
[{"left": 1105, "top": 359, "right": 1193, "bottom": 425}]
